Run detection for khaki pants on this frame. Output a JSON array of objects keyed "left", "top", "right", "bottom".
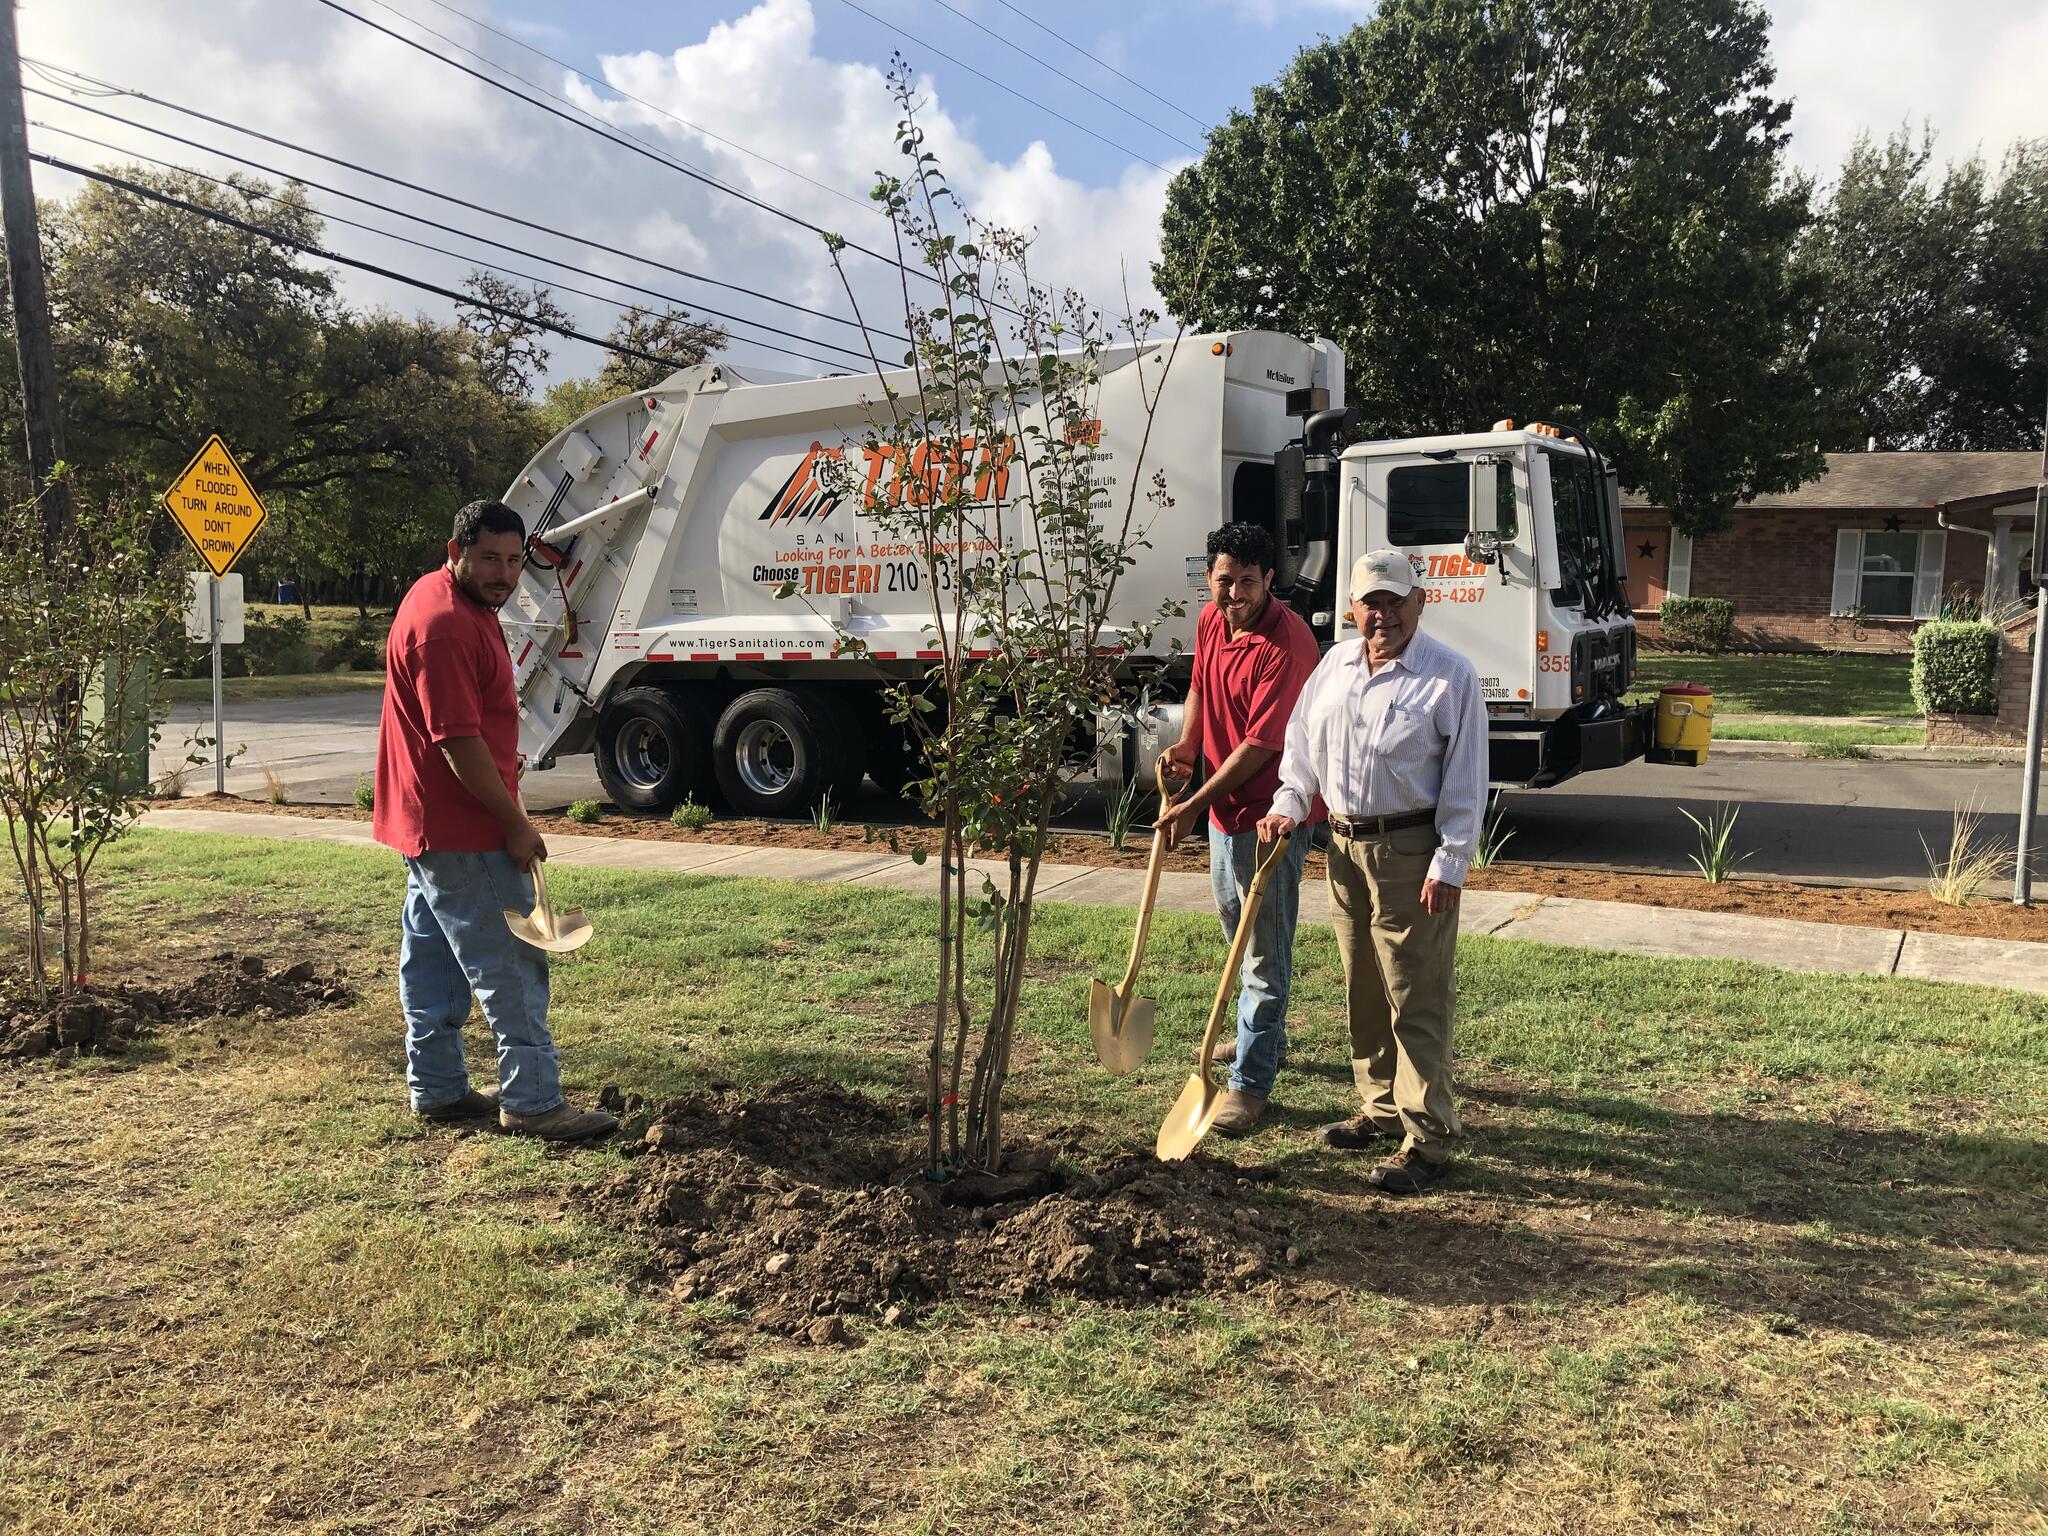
[{"left": 1326, "top": 824, "right": 1462, "bottom": 1162}]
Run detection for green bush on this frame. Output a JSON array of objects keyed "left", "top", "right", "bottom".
[
  {"left": 318, "top": 617, "right": 386, "bottom": 672},
  {"left": 1659, "top": 596, "right": 1736, "bottom": 653},
  {"left": 670, "top": 795, "right": 713, "bottom": 830},
  {"left": 238, "top": 613, "right": 313, "bottom": 677},
  {"left": 567, "top": 798, "right": 602, "bottom": 824},
  {"left": 1912, "top": 621, "right": 2000, "bottom": 715},
  {"left": 353, "top": 774, "right": 375, "bottom": 811}
]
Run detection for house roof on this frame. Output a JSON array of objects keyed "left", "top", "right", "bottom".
[{"left": 1620, "top": 451, "right": 2042, "bottom": 512}]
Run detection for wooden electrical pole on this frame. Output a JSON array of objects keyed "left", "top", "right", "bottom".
[{"left": 0, "top": 1, "right": 70, "bottom": 556}]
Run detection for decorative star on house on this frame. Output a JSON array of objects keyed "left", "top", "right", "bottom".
[
  {"left": 1638, "top": 541, "right": 1657, "bottom": 560},
  {"left": 1883, "top": 514, "right": 1904, "bottom": 533}
]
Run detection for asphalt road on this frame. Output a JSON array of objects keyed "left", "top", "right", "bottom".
[{"left": 156, "top": 691, "right": 2048, "bottom": 889}]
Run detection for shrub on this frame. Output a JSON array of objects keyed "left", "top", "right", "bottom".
[
  {"left": 239, "top": 613, "right": 314, "bottom": 676},
  {"left": 353, "top": 774, "right": 375, "bottom": 811},
  {"left": 567, "top": 798, "right": 602, "bottom": 824},
  {"left": 1912, "top": 621, "right": 2000, "bottom": 715},
  {"left": 670, "top": 795, "right": 713, "bottom": 830},
  {"left": 318, "top": 617, "right": 386, "bottom": 673},
  {"left": 1659, "top": 596, "right": 1736, "bottom": 653}
]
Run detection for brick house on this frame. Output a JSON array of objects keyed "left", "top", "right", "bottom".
[{"left": 1623, "top": 452, "right": 2042, "bottom": 651}]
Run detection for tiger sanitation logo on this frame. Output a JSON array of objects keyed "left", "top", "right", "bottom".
[{"left": 758, "top": 437, "right": 1020, "bottom": 526}]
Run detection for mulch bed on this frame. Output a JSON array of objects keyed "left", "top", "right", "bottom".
[{"left": 155, "top": 796, "right": 2048, "bottom": 944}]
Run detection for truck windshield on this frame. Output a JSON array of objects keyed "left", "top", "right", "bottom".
[{"left": 1542, "top": 446, "right": 1614, "bottom": 608}]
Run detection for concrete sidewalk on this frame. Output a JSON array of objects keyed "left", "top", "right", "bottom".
[{"left": 138, "top": 808, "right": 2048, "bottom": 998}]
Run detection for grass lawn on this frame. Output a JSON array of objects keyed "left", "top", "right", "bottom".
[
  {"left": 1636, "top": 652, "right": 1918, "bottom": 719},
  {"left": 1712, "top": 720, "right": 1927, "bottom": 748},
  {"left": 161, "top": 670, "right": 386, "bottom": 704},
  {"left": 3, "top": 832, "right": 2044, "bottom": 1534}
]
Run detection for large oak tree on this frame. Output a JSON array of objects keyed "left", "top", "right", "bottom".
[{"left": 1153, "top": 0, "right": 1823, "bottom": 536}]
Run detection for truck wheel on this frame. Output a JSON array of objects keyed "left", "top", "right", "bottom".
[
  {"left": 594, "top": 686, "right": 713, "bottom": 813},
  {"left": 712, "top": 688, "right": 863, "bottom": 818}
]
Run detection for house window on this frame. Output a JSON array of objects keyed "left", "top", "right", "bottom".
[{"left": 1831, "top": 528, "right": 1946, "bottom": 619}]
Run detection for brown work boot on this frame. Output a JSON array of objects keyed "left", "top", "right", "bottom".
[
  {"left": 1320, "top": 1114, "right": 1399, "bottom": 1152},
  {"left": 1209, "top": 1089, "right": 1267, "bottom": 1137},
  {"left": 416, "top": 1086, "right": 500, "bottom": 1123},
  {"left": 500, "top": 1099, "right": 620, "bottom": 1141},
  {"left": 1366, "top": 1145, "right": 1452, "bottom": 1195}
]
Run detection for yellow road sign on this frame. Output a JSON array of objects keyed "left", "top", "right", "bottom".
[{"left": 163, "top": 434, "right": 268, "bottom": 577}]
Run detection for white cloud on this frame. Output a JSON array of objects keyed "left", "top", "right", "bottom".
[
  {"left": 1765, "top": 0, "right": 2048, "bottom": 178},
  {"left": 19, "top": 0, "right": 1185, "bottom": 384}
]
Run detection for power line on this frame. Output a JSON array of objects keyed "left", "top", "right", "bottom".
[
  {"left": 20, "top": 66, "right": 898, "bottom": 344},
  {"left": 305, "top": 0, "right": 934, "bottom": 289},
  {"left": 835, "top": 0, "right": 1169, "bottom": 173},
  {"left": 920, "top": 0, "right": 1200, "bottom": 155},
  {"left": 31, "top": 151, "right": 802, "bottom": 380},
  {"left": 388, "top": 0, "right": 881, "bottom": 220},
  {"left": 24, "top": 99, "right": 877, "bottom": 366},
  {"left": 988, "top": 0, "right": 1212, "bottom": 134},
  {"left": 27, "top": 120, "right": 864, "bottom": 373}
]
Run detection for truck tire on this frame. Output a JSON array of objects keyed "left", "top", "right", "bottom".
[
  {"left": 864, "top": 710, "right": 921, "bottom": 800},
  {"left": 594, "top": 685, "right": 714, "bottom": 813},
  {"left": 711, "top": 687, "right": 864, "bottom": 818}
]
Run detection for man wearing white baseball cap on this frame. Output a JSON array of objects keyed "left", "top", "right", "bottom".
[{"left": 1257, "top": 549, "right": 1488, "bottom": 1193}]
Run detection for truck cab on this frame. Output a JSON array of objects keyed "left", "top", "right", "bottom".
[{"left": 1300, "top": 422, "right": 1646, "bottom": 787}]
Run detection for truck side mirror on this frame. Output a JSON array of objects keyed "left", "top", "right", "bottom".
[{"left": 1465, "top": 462, "right": 1501, "bottom": 566}]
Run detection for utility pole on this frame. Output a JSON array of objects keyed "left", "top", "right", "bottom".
[
  {"left": 0, "top": 1, "right": 70, "bottom": 556},
  {"left": 2017, "top": 377, "right": 2048, "bottom": 904}
]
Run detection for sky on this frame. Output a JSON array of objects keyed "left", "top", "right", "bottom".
[{"left": 17, "top": 0, "right": 2048, "bottom": 386}]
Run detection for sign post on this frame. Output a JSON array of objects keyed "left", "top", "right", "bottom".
[
  {"left": 163, "top": 436, "right": 267, "bottom": 795},
  {"left": 2016, "top": 575, "right": 2047, "bottom": 905}
]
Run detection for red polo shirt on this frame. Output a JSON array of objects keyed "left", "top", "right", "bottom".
[
  {"left": 1190, "top": 593, "right": 1326, "bottom": 834},
  {"left": 373, "top": 567, "right": 521, "bottom": 856}
]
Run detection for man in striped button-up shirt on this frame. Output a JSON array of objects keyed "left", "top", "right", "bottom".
[{"left": 1259, "top": 550, "right": 1488, "bottom": 1193}]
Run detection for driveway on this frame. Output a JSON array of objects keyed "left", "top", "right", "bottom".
[{"left": 155, "top": 690, "right": 2048, "bottom": 888}]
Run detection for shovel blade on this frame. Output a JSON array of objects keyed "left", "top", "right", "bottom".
[
  {"left": 503, "top": 905, "right": 595, "bottom": 953},
  {"left": 1087, "top": 981, "right": 1156, "bottom": 1074},
  {"left": 1154, "top": 1070, "right": 1223, "bottom": 1161}
]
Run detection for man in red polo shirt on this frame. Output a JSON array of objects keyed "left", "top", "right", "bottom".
[
  {"left": 1156, "top": 521, "right": 1324, "bottom": 1135},
  {"left": 374, "top": 499, "right": 615, "bottom": 1140}
]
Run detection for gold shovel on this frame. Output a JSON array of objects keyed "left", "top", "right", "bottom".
[
  {"left": 1156, "top": 831, "right": 1291, "bottom": 1162},
  {"left": 502, "top": 860, "right": 593, "bottom": 953},
  {"left": 1088, "top": 760, "right": 1176, "bottom": 1074}
]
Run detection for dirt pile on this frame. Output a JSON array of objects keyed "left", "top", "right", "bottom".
[
  {"left": 1, "top": 955, "right": 356, "bottom": 1061},
  {"left": 589, "top": 1077, "right": 1301, "bottom": 1342}
]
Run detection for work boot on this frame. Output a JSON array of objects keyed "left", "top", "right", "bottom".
[
  {"left": 416, "top": 1086, "right": 500, "bottom": 1123},
  {"left": 1366, "top": 1146, "right": 1452, "bottom": 1195},
  {"left": 1319, "top": 1114, "right": 1399, "bottom": 1152},
  {"left": 500, "top": 1099, "right": 620, "bottom": 1141},
  {"left": 1209, "top": 1089, "right": 1267, "bottom": 1137}
]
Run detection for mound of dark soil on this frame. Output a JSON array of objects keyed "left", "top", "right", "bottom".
[
  {"left": 589, "top": 1077, "right": 1301, "bottom": 1342},
  {"left": 1, "top": 955, "right": 356, "bottom": 1061}
]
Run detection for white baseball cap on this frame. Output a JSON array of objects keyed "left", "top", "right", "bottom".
[{"left": 1350, "top": 548, "right": 1417, "bottom": 600}]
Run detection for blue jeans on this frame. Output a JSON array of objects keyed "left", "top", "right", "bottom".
[
  {"left": 1209, "top": 825, "right": 1309, "bottom": 1097},
  {"left": 399, "top": 850, "right": 561, "bottom": 1117}
]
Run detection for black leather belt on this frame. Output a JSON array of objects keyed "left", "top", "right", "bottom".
[{"left": 1328, "top": 809, "right": 1435, "bottom": 838}]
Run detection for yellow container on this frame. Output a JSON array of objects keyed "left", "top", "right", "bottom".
[{"left": 1653, "top": 683, "right": 1714, "bottom": 764}]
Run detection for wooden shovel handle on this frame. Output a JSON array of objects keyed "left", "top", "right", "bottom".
[
  {"left": 1194, "top": 833, "right": 1291, "bottom": 1072},
  {"left": 1115, "top": 759, "right": 1176, "bottom": 998}
]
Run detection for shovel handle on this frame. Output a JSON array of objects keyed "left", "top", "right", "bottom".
[
  {"left": 1193, "top": 833, "right": 1291, "bottom": 1074},
  {"left": 528, "top": 858, "right": 556, "bottom": 932},
  {"left": 1114, "top": 759, "right": 1178, "bottom": 998}
]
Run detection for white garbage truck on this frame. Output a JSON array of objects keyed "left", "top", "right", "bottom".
[{"left": 496, "top": 330, "right": 1658, "bottom": 817}]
